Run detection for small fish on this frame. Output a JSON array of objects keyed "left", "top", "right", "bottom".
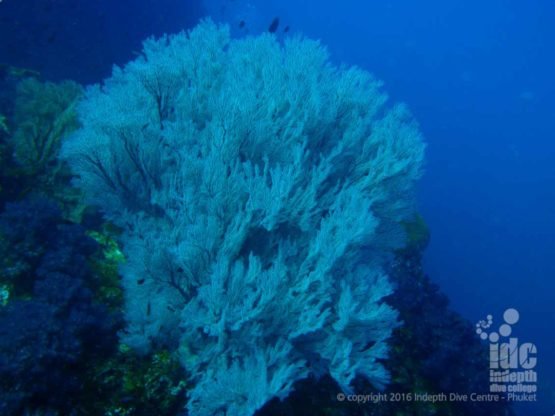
[
  {"left": 239, "top": 20, "right": 246, "bottom": 29},
  {"left": 268, "top": 17, "right": 279, "bottom": 33},
  {"left": 283, "top": 25, "right": 290, "bottom": 33},
  {"left": 167, "top": 305, "right": 176, "bottom": 312},
  {"left": 137, "top": 278, "right": 145, "bottom": 285},
  {"left": 146, "top": 301, "right": 151, "bottom": 316}
]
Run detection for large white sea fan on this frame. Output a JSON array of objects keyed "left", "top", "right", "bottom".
[{"left": 62, "top": 20, "right": 425, "bottom": 416}]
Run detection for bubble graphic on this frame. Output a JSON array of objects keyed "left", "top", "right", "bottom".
[
  {"left": 489, "top": 332, "right": 499, "bottom": 343},
  {"left": 499, "top": 324, "right": 512, "bottom": 337},
  {"left": 503, "top": 308, "right": 519, "bottom": 325}
]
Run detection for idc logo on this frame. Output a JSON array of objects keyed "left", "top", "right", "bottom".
[{"left": 476, "top": 308, "right": 538, "bottom": 402}]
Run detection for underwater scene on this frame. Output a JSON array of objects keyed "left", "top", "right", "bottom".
[{"left": 0, "top": 1, "right": 553, "bottom": 415}]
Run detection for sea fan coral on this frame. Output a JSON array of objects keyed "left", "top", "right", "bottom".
[{"left": 63, "top": 20, "right": 425, "bottom": 416}]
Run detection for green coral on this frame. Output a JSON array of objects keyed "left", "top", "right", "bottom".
[
  {"left": 401, "top": 213, "right": 430, "bottom": 254},
  {"left": 85, "top": 348, "right": 187, "bottom": 416},
  {"left": 87, "top": 226, "right": 126, "bottom": 310},
  {"left": 0, "top": 284, "right": 10, "bottom": 306},
  {"left": 0, "top": 114, "right": 8, "bottom": 134},
  {"left": 2, "top": 77, "right": 86, "bottom": 219},
  {"left": 1, "top": 64, "right": 40, "bottom": 80},
  {"left": 11, "top": 78, "right": 82, "bottom": 176}
]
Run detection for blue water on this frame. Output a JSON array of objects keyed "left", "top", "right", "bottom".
[{"left": 1, "top": 0, "right": 553, "bottom": 414}]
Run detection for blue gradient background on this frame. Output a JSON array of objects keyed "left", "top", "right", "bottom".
[{"left": 1, "top": 1, "right": 553, "bottom": 413}]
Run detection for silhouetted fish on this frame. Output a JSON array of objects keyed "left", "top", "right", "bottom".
[
  {"left": 268, "top": 17, "right": 279, "bottom": 33},
  {"left": 283, "top": 25, "right": 290, "bottom": 33},
  {"left": 239, "top": 20, "right": 245, "bottom": 29}
]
